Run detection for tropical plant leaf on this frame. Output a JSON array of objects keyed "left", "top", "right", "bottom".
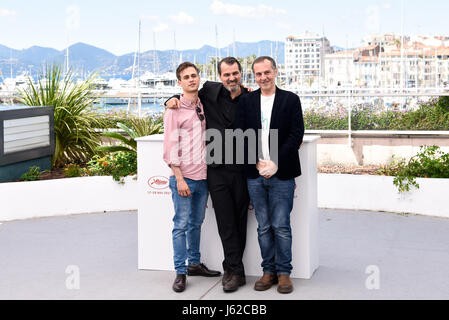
[
  {"left": 18, "top": 64, "right": 104, "bottom": 167},
  {"left": 96, "top": 145, "right": 135, "bottom": 153},
  {"left": 116, "top": 122, "right": 137, "bottom": 139}
]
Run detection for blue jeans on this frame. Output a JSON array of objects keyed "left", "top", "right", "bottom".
[
  {"left": 169, "top": 176, "right": 208, "bottom": 275},
  {"left": 247, "top": 176, "right": 295, "bottom": 275}
]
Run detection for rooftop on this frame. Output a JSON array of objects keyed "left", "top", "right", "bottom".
[{"left": 1, "top": 209, "right": 449, "bottom": 300}]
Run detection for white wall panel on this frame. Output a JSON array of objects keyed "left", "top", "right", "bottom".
[{"left": 3, "top": 116, "right": 50, "bottom": 154}]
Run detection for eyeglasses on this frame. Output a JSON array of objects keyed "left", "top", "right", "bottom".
[{"left": 196, "top": 106, "right": 205, "bottom": 121}]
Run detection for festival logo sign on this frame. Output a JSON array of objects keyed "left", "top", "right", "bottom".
[{"left": 148, "top": 176, "right": 169, "bottom": 190}]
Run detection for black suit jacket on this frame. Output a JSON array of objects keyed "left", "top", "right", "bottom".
[{"left": 234, "top": 86, "right": 304, "bottom": 180}]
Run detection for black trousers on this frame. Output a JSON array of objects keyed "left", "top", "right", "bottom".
[{"left": 207, "top": 166, "right": 250, "bottom": 276}]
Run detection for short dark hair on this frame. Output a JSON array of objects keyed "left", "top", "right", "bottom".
[
  {"left": 218, "top": 57, "right": 242, "bottom": 75},
  {"left": 176, "top": 62, "right": 199, "bottom": 80},
  {"left": 251, "top": 56, "right": 277, "bottom": 73}
]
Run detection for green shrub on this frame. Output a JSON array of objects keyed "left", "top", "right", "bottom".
[
  {"left": 64, "top": 163, "right": 83, "bottom": 177},
  {"left": 92, "top": 115, "right": 162, "bottom": 182},
  {"left": 86, "top": 152, "right": 137, "bottom": 183},
  {"left": 304, "top": 96, "right": 449, "bottom": 131},
  {"left": 18, "top": 64, "right": 105, "bottom": 167},
  {"left": 379, "top": 145, "right": 449, "bottom": 192},
  {"left": 304, "top": 107, "right": 348, "bottom": 130},
  {"left": 389, "top": 97, "right": 449, "bottom": 131},
  {"left": 20, "top": 166, "right": 42, "bottom": 181},
  {"left": 91, "top": 110, "right": 164, "bottom": 130},
  {"left": 97, "top": 117, "right": 163, "bottom": 155}
]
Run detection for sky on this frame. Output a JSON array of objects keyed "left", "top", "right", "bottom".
[{"left": 0, "top": 0, "right": 448, "bottom": 56}]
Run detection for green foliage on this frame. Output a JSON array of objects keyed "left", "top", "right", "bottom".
[
  {"left": 304, "top": 96, "right": 449, "bottom": 131},
  {"left": 18, "top": 64, "right": 105, "bottom": 167},
  {"left": 20, "top": 166, "right": 42, "bottom": 181},
  {"left": 97, "top": 116, "right": 163, "bottom": 154},
  {"left": 351, "top": 105, "right": 400, "bottom": 130},
  {"left": 91, "top": 114, "right": 162, "bottom": 182},
  {"left": 379, "top": 146, "right": 449, "bottom": 192},
  {"left": 86, "top": 152, "right": 137, "bottom": 183},
  {"left": 304, "top": 107, "right": 348, "bottom": 130},
  {"left": 376, "top": 155, "right": 404, "bottom": 177},
  {"left": 388, "top": 98, "right": 449, "bottom": 131},
  {"left": 64, "top": 163, "right": 83, "bottom": 177}
]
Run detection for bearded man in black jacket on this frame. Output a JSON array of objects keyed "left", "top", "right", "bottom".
[{"left": 165, "top": 57, "right": 250, "bottom": 292}]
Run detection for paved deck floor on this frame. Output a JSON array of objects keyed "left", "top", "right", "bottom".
[{"left": 1, "top": 209, "right": 448, "bottom": 300}]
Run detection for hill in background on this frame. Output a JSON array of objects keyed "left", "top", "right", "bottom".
[{"left": 0, "top": 41, "right": 285, "bottom": 80}]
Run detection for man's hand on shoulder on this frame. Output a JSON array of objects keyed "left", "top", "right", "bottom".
[
  {"left": 166, "top": 97, "right": 180, "bottom": 109},
  {"left": 241, "top": 84, "right": 253, "bottom": 92}
]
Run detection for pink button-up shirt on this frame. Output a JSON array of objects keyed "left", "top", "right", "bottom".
[{"left": 163, "top": 95, "right": 207, "bottom": 181}]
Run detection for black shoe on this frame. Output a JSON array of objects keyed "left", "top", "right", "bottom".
[
  {"left": 187, "top": 263, "right": 221, "bottom": 277},
  {"left": 172, "top": 274, "right": 186, "bottom": 293},
  {"left": 223, "top": 274, "right": 246, "bottom": 293},
  {"left": 222, "top": 269, "right": 232, "bottom": 286}
]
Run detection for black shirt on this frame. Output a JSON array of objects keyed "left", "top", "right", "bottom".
[
  {"left": 199, "top": 81, "right": 249, "bottom": 169},
  {"left": 200, "top": 82, "right": 248, "bottom": 132},
  {"left": 166, "top": 81, "right": 249, "bottom": 169}
]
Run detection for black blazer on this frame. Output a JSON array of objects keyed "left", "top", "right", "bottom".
[{"left": 234, "top": 87, "right": 304, "bottom": 180}]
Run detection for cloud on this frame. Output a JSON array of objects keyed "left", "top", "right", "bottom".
[
  {"left": 141, "top": 12, "right": 193, "bottom": 32},
  {"left": 140, "top": 15, "right": 168, "bottom": 32},
  {"left": 169, "top": 12, "right": 195, "bottom": 24},
  {"left": 210, "top": 0, "right": 287, "bottom": 19},
  {"left": 0, "top": 8, "right": 16, "bottom": 18}
]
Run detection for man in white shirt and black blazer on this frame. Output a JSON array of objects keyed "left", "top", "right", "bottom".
[{"left": 234, "top": 56, "right": 304, "bottom": 294}]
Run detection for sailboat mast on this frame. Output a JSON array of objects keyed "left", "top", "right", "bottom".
[
  {"left": 137, "top": 20, "right": 141, "bottom": 83},
  {"left": 173, "top": 31, "right": 177, "bottom": 71},
  {"left": 9, "top": 49, "right": 13, "bottom": 79},
  {"left": 137, "top": 20, "right": 142, "bottom": 117},
  {"left": 215, "top": 25, "right": 219, "bottom": 81},
  {"left": 400, "top": 0, "right": 405, "bottom": 89},
  {"left": 66, "top": 45, "right": 70, "bottom": 73},
  {"left": 128, "top": 19, "right": 141, "bottom": 114},
  {"left": 233, "top": 29, "right": 236, "bottom": 57}
]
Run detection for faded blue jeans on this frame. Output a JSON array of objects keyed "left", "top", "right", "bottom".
[
  {"left": 247, "top": 176, "right": 295, "bottom": 276},
  {"left": 169, "top": 176, "right": 208, "bottom": 275}
]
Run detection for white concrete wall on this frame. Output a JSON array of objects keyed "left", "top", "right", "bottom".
[
  {"left": 318, "top": 174, "right": 449, "bottom": 218},
  {"left": 317, "top": 144, "right": 359, "bottom": 166},
  {"left": 2, "top": 163, "right": 448, "bottom": 223},
  {"left": 317, "top": 143, "right": 449, "bottom": 166},
  {"left": 0, "top": 176, "right": 138, "bottom": 222}
]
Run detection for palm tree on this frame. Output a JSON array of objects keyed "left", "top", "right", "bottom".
[{"left": 18, "top": 64, "right": 104, "bottom": 167}]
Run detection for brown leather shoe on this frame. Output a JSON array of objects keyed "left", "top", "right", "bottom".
[
  {"left": 277, "top": 275, "right": 293, "bottom": 294},
  {"left": 187, "top": 263, "right": 221, "bottom": 277},
  {"left": 223, "top": 274, "right": 246, "bottom": 292},
  {"left": 172, "top": 274, "right": 186, "bottom": 293},
  {"left": 254, "top": 273, "right": 278, "bottom": 291},
  {"left": 222, "top": 269, "right": 232, "bottom": 286}
]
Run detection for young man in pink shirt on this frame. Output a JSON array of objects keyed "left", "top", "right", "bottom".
[{"left": 163, "top": 62, "right": 221, "bottom": 293}]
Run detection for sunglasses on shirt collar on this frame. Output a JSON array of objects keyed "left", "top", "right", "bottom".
[{"left": 196, "top": 106, "right": 205, "bottom": 121}]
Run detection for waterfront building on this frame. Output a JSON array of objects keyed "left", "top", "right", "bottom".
[
  {"left": 323, "top": 34, "right": 449, "bottom": 89},
  {"left": 323, "top": 50, "right": 356, "bottom": 88},
  {"left": 284, "top": 32, "right": 333, "bottom": 87}
]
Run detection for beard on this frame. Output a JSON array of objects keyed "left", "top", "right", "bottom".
[{"left": 224, "top": 82, "right": 240, "bottom": 93}]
